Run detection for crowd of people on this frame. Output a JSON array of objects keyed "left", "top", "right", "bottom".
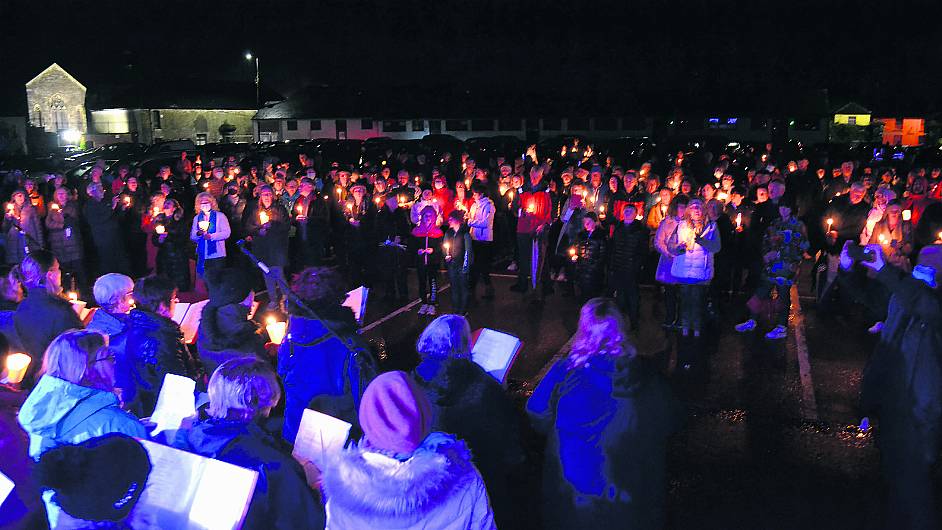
[{"left": 1, "top": 138, "right": 941, "bottom": 528}]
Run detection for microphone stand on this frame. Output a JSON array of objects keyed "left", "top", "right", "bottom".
[{"left": 235, "top": 239, "right": 348, "bottom": 345}]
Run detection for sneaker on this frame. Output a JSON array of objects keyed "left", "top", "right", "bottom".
[
  {"left": 734, "top": 319, "right": 757, "bottom": 333},
  {"left": 867, "top": 321, "right": 884, "bottom": 334},
  {"left": 507, "top": 261, "right": 518, "bottom": 272},
  {"left": 765, "top": 325, "right": 787, "bottom": 340}
]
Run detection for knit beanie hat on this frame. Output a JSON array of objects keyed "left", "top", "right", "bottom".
[
  {"left": 205, "top": 267, "right": 252, "bottom": 307},
  {"left": 359, "top": 371, "right": 433, "bottom": 455},
  {"left": 35, "top": 434, "right": 152, "bottom": 522}
]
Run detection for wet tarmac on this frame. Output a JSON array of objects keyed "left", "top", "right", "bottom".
[{"left": 1, "top": 263, "right": 938, "bottom": 529}]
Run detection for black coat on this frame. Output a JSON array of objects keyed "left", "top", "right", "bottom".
[
  {"left": 443, "top": 225, "right": 473, "bottom": 274},
  {"left": 83, "top": 198, "right": 128, "bottom": 274},
  {"left": 152, "top": 214, "right": 191, "bottom": 291},
  {"left": 244, "top": 203, "right": 290, "bottom": 267},
  {"left": 196, "top": 302, "right": 267, "bottom": 376},
  {"left": 180, "top": 419, "right": 326, "bottom": 530},
  {"left": 13, "top": 286, "right": 83, "bottom": 376},
  {"left": 414, "top": 357, "right": 525, "bottom": 527},
  {"left": 44, "top": 201, "right": 84, "bottom": 263},
  {"left": 610, "top": 221, "right": 649, "bottom": 273},
  {"left": 120, "top": 308, "right": 205, "bottom": 418},
  {"left": 575, "top": 228, "right": 607, "bottom": 287}
]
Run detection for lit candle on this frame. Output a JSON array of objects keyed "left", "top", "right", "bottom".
[
  {"left": 937, "top": 231, "right": 942, "bottom": 242},
  {"left": 526, "top": 200, "right": 536, "bottom": 214},
  {"left": 152, "top": 206, "right": 160, "bottom": 217},
  {"left": 735, "top": 212, "right": 742, "bottom": 230},
  {"left": 203, "top": 182, "right": 209, "bottom": 189},
  {"left": 155, "top": 224, "right": 166, "bottom": 235},
  {"left": 465, "top": 178, "right": 471, "bottom": 189},
  {"left": 599, "top": 205, "right": 606, "bottom": 219},
  {"left": 297, "top": 204, "right": 304, "bottom": 215},
  {"left": 902, "top": 209, "right": 912, "bottom": 221},
  {"left": 265, "top": 316, "right": 287, "bottom": 345},
  {"left": 50, "top": 203, "right": 60, "bottom": 211},
  {"left": 827, "top": 218, "right": 834, "bottom": 231},
  {"left": 878, "top": 234, "right": 886, "bottom": 245},
  {"left": 124, "top": 196, "right": 131, "bottom": 206},
  {"left": 5, "top": 204, "right": 13, "bottom": 215},
  {"left": 259, "top": 211, "right": 270, "bottom": 224},
  {"left": 198, "top": 220, "right": 210, "bottom": 232},
  {"left": 67, "top": 291, "right": 78, "bottom": 302},
  {"left": 443, "top": 241, "right": 451, "bottom": 257},
  {"left": 569, "top": 246, "right": 578, "bottom": 262},
  {"left": 717, "top": 192, "right": 728, "bottom": 202},
  {"left": 3, "top": 353, "right": 31, "bottom": 385},
  {"left": 635, "top": 212, "right": 643, "bottom": 221},
  {"left": 508, "top": 190, "right": 514, "bottom": 202},
  {"left": 374, "top": 197, "right": 381, "bottom": 206}
]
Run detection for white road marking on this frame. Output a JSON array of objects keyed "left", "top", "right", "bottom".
[
  {"left": 359, "top": 283, "right": 451, "bottom": 333},
  {"left": 790, "top": 283, "right": 819, "bottom": 420}
]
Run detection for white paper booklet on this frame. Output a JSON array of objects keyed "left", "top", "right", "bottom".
[
  {"left": 0, "top": 469, "right": 13, "bottom": 508},
  {"left": 291, "top": 408, "right": 352, "bottom": 470},
  {"left": 171, "top": 299, "right": 210, "bottom": 344},
  {"left": 149, "top": 373, "right": 197, "bottom": 436},
  {"left": 342, "top": 286, "right": 369, "bottom": 325},
  {"left": 132, "top": 440, "right": 258, "bottom": 530},
  {"left": 471, "top": 328, "right": 522, "bottom": 384}
]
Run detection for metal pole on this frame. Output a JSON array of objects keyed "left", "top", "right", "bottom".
[{"left": 255, "top": 57, "right": 260, "bottom": 108}]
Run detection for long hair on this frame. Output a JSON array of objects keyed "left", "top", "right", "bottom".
[
  {"left": 207, "top": 357, "right": 281, "bottom": 422},
  {"left": 683, "top": 197, "right": 706, "bottom": 233},
  {"left": 416, "top": 314, "right": 471, "bottom": 362},
  {"left": 567, "top": 298, "right": 635, "bottom": 369}
]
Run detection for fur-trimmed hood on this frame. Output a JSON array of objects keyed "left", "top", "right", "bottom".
[{"left": 323, "top": 432, "right": 480, "bottom": 521}]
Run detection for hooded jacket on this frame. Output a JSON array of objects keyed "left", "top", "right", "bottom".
[
  {"left": 277, "top": 304, "right": 377, "bottom": 443},
  {"left": 322, "top": 432, "right": 496, "bottom": 530},
  {"left": 196, "top": 302, "right": 267, "bottom": 376},
  {"left": 179, "top": 419, "right": 326, "bottom": 530},
  {"left": 527, "top": 355, "right": 681, "bottom": 530},
  {"left": 18, "top": 375, "right": 147, "bottom": 460}
]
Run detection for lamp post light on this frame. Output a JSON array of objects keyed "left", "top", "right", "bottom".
[{"left": 245, "top": 51, "right": 259, "bottom": 108}]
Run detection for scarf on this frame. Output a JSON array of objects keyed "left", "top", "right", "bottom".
[{"left": 196, "top": 210, "right": 218, "bottom": 275}]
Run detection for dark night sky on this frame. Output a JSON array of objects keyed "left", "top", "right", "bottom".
[{"left": 2, "top": 0, "right": 941, "bottom": 112}]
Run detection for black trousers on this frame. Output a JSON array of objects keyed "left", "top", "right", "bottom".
[
  {"left": 611, "top": 267, "right": 641, "bottom": 329},
  {"left": 470, "top": 240, "right": 492, "bottom": 289}
]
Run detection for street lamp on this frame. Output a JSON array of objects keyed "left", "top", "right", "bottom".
[{"left": 245, "top": 51, "right": 259, "bottom": 108}]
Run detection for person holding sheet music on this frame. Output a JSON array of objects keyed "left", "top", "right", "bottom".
[
  {"left": 190, "top": 192, "right": 231, "bottom": 279},
  {"left": 175, "top": 357, "right": 326, "bottom": 530},
  {"left": 413, "top": 315, "right": 524, "bottom": 529},
  {"left": 121, "top": 275, "right": 205, "bottom": 418},
  {"left": 278, "top": 267, "right": 377, "bottom": 444},
  {"left": 244, "top": 185, "right": 290, "bottom": 311},
  {"left": 18, "top": 330, "right": 148, "bottom": 528},
  {"left": 526, "top": 298, "right": 681, "bottom": 530},
  {"left": 197, "top": 268, "right": 267, "bottom": 375},
  {"left": 321, "top": 370, "right": 496, "bottom": 530}
]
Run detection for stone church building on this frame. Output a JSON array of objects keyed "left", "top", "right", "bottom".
[{"left": 25, "top": 63, "right": 261, "bottom": 147}]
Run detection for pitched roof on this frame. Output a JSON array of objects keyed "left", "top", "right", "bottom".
[
  {"left": 25, "top": 63, "right": 87, "bottom": 92},
  {"left": 87, "top": 78, "right": 282, "bottom": 111},
  {"left": 833, "top": 101, "right": 871, "bottom": 115}
]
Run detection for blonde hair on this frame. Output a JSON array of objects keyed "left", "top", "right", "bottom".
[
  {"left": 41, "top": 330, "right": 108, "bottom": 387},
  {"left": 207, "top": 357, "right": 281, "bottom": 421},
  {"left": 193, "top": 192, "right": 218, "bottom": 212},
  {"left": 567, "top": 298, "right": 634, "bottom": 369},
  {"left": 416, "top": 314, "right": 471, "bottom": 361}
]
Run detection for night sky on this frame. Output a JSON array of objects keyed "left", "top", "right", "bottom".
[{"left": 1, "top": 0, "right": 940, "bottom": 111}]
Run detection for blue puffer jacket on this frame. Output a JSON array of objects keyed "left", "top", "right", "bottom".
[
  {"left": 86, "top": 309, "right": 130, "bottom": 362},
  {"left": 277, "top": 304, "right": 377, "bottom": 443}
]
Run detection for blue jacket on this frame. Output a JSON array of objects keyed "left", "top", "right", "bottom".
[
  {"left": 277, "top": 305, "right": 376, "bottom": 443},
  {"left": 527, "top": 355, "right": 681, "bottom": 530},
  {"left": 18, "top": 375, "right": 147, "bottom": 459},
  {"left": 178, "top": 419, "right": 326, "bottom": 530},
  {"left": 86, "top": 309, "right": 130, "bottom": 361}
]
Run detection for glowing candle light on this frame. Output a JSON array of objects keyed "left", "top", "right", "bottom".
[
  {"left": 297, "top": 204, "right": 304, "bottom": 215},
  {"left": 735, "top": 212, "right": 742, "bottom": 229},
  {"left": 599, "top": 205, "right": 606, "bottom": 219},
  {"left": 265, "top": 315, "right": 287, "bottom": 345},
  {"left": 508, "top": 190, "right": 514, "bottom": 202},
  {"left": 878, "top": 234, "right": 886, "bottom": 245},
  {"left": 3, "top": 353, "right": 31, "bottom": 385},
  {"left": 5, "top": 204, "right": 13, "bottom": 215},
  {"left": 259, "top": 211, "right": 270, "bottom": 225},
  {"left": 374, "top": 197, "right": 381, "bottom": 206},
  {"left": 526, "top": 200, "right": 536, "bottom": 214},
  {"left": 67, "top": 291, "right": 78, "bottom": 302},
  {"left": 124, "top": 196, "right": 132, "bottom": 206},
  {"left": 155, "top": 224, "right": 166, "bottom": 235},
  {"left": 569, "top": 246, "right": 578, "bottom": 262},
  {"left": 443, "top": 241, "right": 451, "bottom": 257},
  {"left": 903, "top": 209, "right": 912, "bottom": 221},
  {"left": 636, "top": 212, "right": 644, "bottom": 220},
  {"left": 152, "top": 206, "right": 160, "bottom": 217},
  {"left": 198, "top": 220, "right": 210, "bottom": 232},
  {"left": 827, "top": 218, "right": 834, "bottom": 231},
  {"left": 50, "top": 203, "right": 60, "bottom": 211},
  {"left": 717, "top": 192, "right": 728, "bottom": 202}
]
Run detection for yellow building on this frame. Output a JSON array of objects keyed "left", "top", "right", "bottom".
[{"left": 833, "top": 102, "right": 871, "bottom": 126}]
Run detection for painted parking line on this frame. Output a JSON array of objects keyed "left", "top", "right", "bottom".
[
  {"left": 790, "top": 283, "right": 819, "bottom": 421},
  {"left": 359, "top": 283, "right": 452, "bottom": 333}
]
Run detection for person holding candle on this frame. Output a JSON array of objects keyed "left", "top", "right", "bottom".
[
  {"left": 412, "top": 205, "right": 444, "bottom": 315},
  {"left": 511, "top": 167, "right": 553, "bottom": 296},
  {"left": 819, "top": 182, "right": 870, "bottom": 308},
  {"left": 3, "top": 189, "right": 44, "bottom": 269},
  {"left": 292, "top": 177, "right": 331, "bottom": 269},
  {"left": 152, "top": 198, "right": 191, "bottom": 293},
  {"left": 860, "top": 201, "right": 914, "bottom": 334},
  {"left": 83, "top": 182, "right": 130, "bottom": 277},
  {"left": 375, "top": 191, "right": 412, "bottom": 304},
  {"left": 573, "top": 213, "right": 607, "bottom": 301},
  {"left": 122, "top": 175, "right": 151, "bottom": 278},
  {"left": 12, "top": 250, "right": 83, "bottom": 387},
  {"left": 121, "top": 275, "right": 205, "bottom": 418},
  {"left": 443, "top": 210, "right": 473, "bottom": 315},
  {"left": 244, "top": 185, "right": 290, "bottom": 311},
  {"left": 610, "top": 204, "right": 650, "bottom": 330},
  {"left": 735, "top": 195, "right": 808, "bottom": 339},
  {"left": 278, "top": 266, "right": 378, "bottom": 444},
  {"left": 44, "top": 186, "right": 86, "bottom": 294},
  {"left": 344, "top": 183, "right": 376, "bottom": 288},
  {"left": 467, "top": 182, "right": 496, "bottom": 300},
  {"left": 190, "top": 192, "right": 231, "bottom": 280}
]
